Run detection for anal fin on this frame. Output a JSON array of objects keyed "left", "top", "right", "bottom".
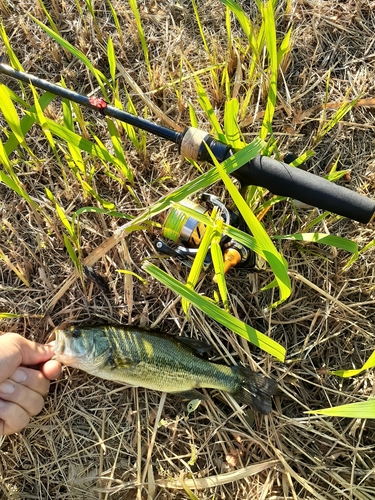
[{"left": 171, "top": 390, "right": 207, "bottom": 401}]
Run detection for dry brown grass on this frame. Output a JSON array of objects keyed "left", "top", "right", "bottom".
[{"left": 1, "top": 0, "right": 375, "bottom": 498}]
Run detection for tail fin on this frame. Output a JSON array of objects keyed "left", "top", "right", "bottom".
[{"left": 230, "top": 367, "right": 278, "bottom": 414}]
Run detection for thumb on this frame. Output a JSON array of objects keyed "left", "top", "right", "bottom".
[
  {"left": 17, "top": 336, "right": 55, "bottom": 366},
  {"left": 0, "top": 333, "right": 55, "bottom": 381}
]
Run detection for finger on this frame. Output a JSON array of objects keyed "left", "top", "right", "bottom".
[
  {"left": 9, "top": 367, "right": 50, "bottom": 395},
  {"left": 0, "top": 400, "right": 30, "bottom": 436},
  {"left": 0, "top": 380, "right": 45, "bottom": 416},
  {"left": 41, "top": 360, "right": 62, "bottom": 381},
  {"left": 0, "top": 333, "right": 55, "bottom": 381}
]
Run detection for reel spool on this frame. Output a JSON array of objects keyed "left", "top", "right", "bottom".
[{"left": 155, "top": 194, "right": 256, "bottom": 273}]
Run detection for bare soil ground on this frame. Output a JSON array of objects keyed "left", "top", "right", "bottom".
[{"left": 1, "top": 0, "right": 375, "bottom": 499}]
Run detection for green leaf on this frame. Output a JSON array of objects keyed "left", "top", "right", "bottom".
[
  {"left": 273, "top": 233, "right": 358, "bottom": 254},
  {"left": 224, "top": 98, "right": 245, "bottom": 149},
  {"left": 277, "top": 27, "right": 293, "bottom": 66},
  {"left": 0, "top": 22, "right": 24, "bottom": 71},
  {"left": 205, "top": 147, "right": 291, "bottom": 308},
  {"left": 4, "top": 92, "right": 56, "bottom": 155},
  {"left": 219, "top": 0, "right": 252, "bottom": 40},
  {"left": 107, "top": 36, "right": 117, "bottom": 84},
  {"left": 0, "top": 84, "right": 27, "bottom": 146},
  {"left": 118, "top": 269, "right": 146, "bottom": 284},
  {"left": 106, "top": 118, "right": 133, "bottom": 182},
  {"left": 210, "top": 218, "right": 229, "bottom": 311},
  {"left": 71, "top": 206, "right": 133, "bottom": 225},
  {"left": 0, "top": 143, "right": 38, "bottom": 211},
  {"left": 130, "top": 138, "right": 264, "bottom": 226},
  {"left": 29, "top": 15, "right": 110, "bottom": 98},
  {"left": 259, "top": 0, "right": 278, "bottom": 140},
  {"left": 128, "top": 0, "right": 152, "bottom": 85},
  {"left": 143, "top": 261, "right": 286, "bottom": 361},
  {"left": 315, "top": 96, "right": 361, "bottom": 144},
  {"left": 331, "top": 350, "right": 375, "bottom": 378},
  {"left": 193, "top": 75, "right": 226, "bottom": 142},
  {"left": 0, "top": 312, "right": 23, "bottom": 318},
  {"left": 63, "top": 234, "right": 81, "bottom": 272},
  {"left": 181, "top": 208, "right": 216, "bottom": 315},
  {"left": 307, "top": 399, "right": 375, "bottom": 419}
]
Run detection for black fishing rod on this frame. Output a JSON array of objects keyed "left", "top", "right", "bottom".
[{"left": 1, "top": 61, "right": 375, "bottom": 226}]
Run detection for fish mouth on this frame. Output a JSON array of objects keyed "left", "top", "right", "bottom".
[
  {"left": 53, "top": 329, "right": 65, "bottom": 356},
  {"left": 53, "top": 329, "right": 79, "bottom": 366}
]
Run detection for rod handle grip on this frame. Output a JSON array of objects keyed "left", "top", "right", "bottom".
[{"left": 232, "top": 156, "right": 375, "bottom": 224}]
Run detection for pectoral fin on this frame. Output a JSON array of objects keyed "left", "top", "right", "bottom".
[{"left": 107, "top": 350, "right": 133, "bottom": 370}]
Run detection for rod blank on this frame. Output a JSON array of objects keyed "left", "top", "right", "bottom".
[{"left": 0, "top": 62, "right": 181, "bottom": 144}]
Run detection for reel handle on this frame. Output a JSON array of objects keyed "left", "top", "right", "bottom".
[{"left": 232, "top": 156, "right": 375, "bottom": 224}]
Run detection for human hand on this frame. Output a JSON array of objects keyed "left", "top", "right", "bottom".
[{"left": 0, "top": 333, "right": 62, "bottom": 436}]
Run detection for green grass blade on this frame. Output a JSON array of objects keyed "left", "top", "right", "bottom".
[
  {"left": 0, "top": 141, "right": 39, "bottom": 211},
  {"left": 132, "top": 139, "right": 264, "bottom": 225},
  {"left": 0, "top": 169, "right": 34, "bottom": 207},
  {"left": 307, "top": 400, "right": 375, "bottom": 419},
  {"left": 181, "top": 209, "right": 216, "bottom": 315},
  {"left": 143, "top": 262, "right": 286, "bottom": 361},
  {"left": 118, "top": 269, "right": 146, "bottom": 285},
  {"left": 0, "top": 22, "right": 24, "bottom": 71},
  {"left": 259, "top": 0, "right": 278, "bottom": 140},
  {"left": 277, "top": 27, "right": 292, "bottom": 66},
  {"left": 107, "top": 36, "right": 117, "bottom": 85},
  {"left": 35, "top": 0, "right": 61, "bottom": 35},
  {"left": 191, "top": 0, "right": 211, "bottom": 57},
  {"left": 289, "top": 150, "right": 315, "bottom": 168},
  {"left": 219, "top": 0, "right": 252, "bottom": 40},
  {"left": 211, "top": 218, "right": 229, "bottom": 311},
  {"left": 0, "top": 313, "right": 25, "bottom": 318},
  {"left": 105, "top": 118, "right": 134, "bottom": 182},
  {"left": 192, "top": 74, "right": 226, "bottom": 142},
  {"left": 0, "top": 84, "right": 27, "bottom": 147},
  {"left": 28, "top": 113, "right": 121, "bottom": 167},
  {"left": 224, "top": 98, "right": 245, "bottom": 149},
  {"left": 120, "top": 93, "right": 140, "bottom": 151},
  {"left": 63, "top": 234, "right": 81, "bottom": 272},
  {"left": 315, "top": 96, "right": 361, "bottom": 144},
  {"left": 0, "top": 247, "right": 30, "bottom": 287},
  {"left": 331, "top": 350, "right": 375, "bottom": 378},
  {"left": 344, "top": 237, "right": 375, "bottom": 270},
  {"left": 127, "top": 0, "right": 153, "bottom": 86},
  {"left": 29, "top": 86, "right": 62, "bottom": 164},
  {"left": 45, "top": 188, "right": 75, "bottom": 238},
  {"left": 273, "top": 233, "right": 358, "bottom": 254},
  {"left": 189, "top": 103, "right": 199, "bottom": 128},
  {"left": 81, "top": 181, "right": 116, "bottom": 210},
  {"left": 206, "top": 149, "right": 291, "bottom": 308},
  {"left": 62, "top": 98, "right": 86, "bottom": 177},
  {"left": 71, "top": 206, "right": 133, "bottom": 225},
  {"left": 29, "top": 15, "right": 110, "bottom": 97},
  {"left": 106, "top": 0, "right": 123, "bottom": 43}
]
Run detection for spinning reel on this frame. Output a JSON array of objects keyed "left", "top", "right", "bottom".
[{"left": 155, "top": 193, "right": 256, "bottom": 272}]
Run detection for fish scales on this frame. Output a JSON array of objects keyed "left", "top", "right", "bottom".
[
  {"left": 106, "top": 326, "right": 236, "bottom": 392},
  {"left": 53, "top": 325, "right": 278, "bottom": 414}
]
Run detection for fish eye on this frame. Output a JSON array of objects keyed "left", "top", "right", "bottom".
[{"left": 71, "top": 328, "right": 81, "bottom": 338}]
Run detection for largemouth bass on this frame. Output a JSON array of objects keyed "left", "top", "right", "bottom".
[{"left": 53, "top": 325, "right": 277, "bottom": 414}]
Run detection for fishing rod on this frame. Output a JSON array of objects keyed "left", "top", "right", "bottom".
[{"left": 1, "top": 62, "right": 375, "bottom": 271}]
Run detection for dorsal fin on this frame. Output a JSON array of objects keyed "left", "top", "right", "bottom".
[{"left": 176, "top": 336, "right": 215, "bottom": 356}]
